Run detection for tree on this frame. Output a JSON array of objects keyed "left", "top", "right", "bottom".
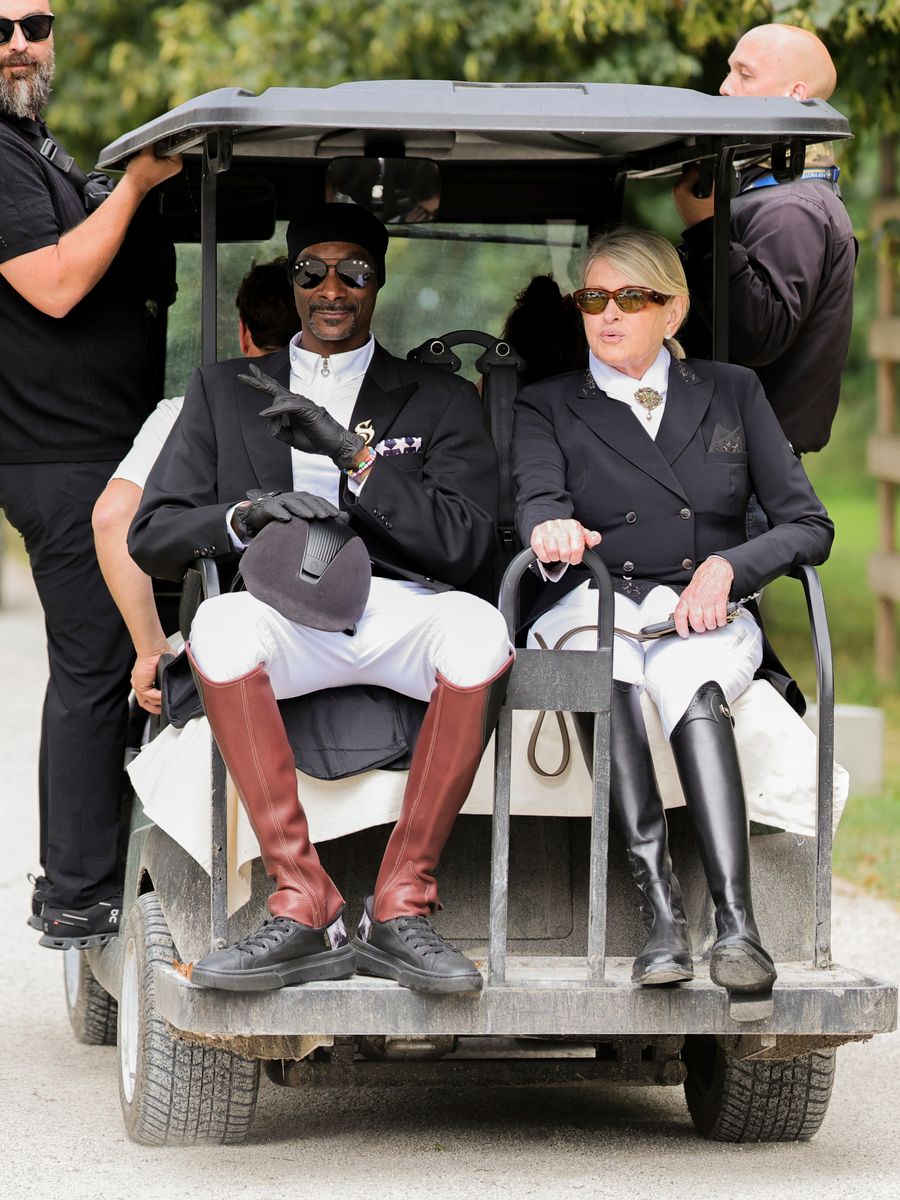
[{"left": 49, "top": 1, "right": 900, "bottom": 164}]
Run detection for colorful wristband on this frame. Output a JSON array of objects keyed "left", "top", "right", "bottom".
[{"left": 345, "top": 447, "right": 376, "bottom": 479}]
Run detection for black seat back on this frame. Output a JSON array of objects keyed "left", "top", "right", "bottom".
[{"left": 407, "top": 329, "right": 525, "bottom": 580}]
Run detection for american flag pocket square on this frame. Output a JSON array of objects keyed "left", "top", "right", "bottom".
[{"left": 374, "top": 436, "right": 422, "bottom": 456}]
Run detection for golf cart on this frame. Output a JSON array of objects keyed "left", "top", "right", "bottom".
[{"left": 61, "top": 80, "right": 896, "bottom": 1145}]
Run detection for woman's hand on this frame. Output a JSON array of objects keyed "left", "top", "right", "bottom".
[
  {"left": 530, "top": 519, "right": 602, "bottom": 566},
  {"left": 673, "top": 556, "right": 734, "bottom": 638}
]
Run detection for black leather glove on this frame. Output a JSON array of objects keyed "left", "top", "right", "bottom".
[
  {"left": 238, "top": 362, "right": 367, "bottom": 470},
  {"left": 231, "top": 489, "right": 345, "bottom": 541}
]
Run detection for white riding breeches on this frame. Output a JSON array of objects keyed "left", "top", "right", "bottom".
[
  {"left": 190, "top": 577, "right": 513, "bottom": 700},
  {"left": 528, "top": 581, "right": 763, "bottom": 737}
]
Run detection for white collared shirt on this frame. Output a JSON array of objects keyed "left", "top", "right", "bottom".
[
  {"left": 589, "top": 346, "right": 671, "bottom": 440},
  {"left": 287, "top": 333, "right": 376, "bottom": 505}
]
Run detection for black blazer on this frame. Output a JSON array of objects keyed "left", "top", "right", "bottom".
[
  {"left": 513, "top": 357, "right": 833, "bottom": 626},
  {"left": 129, "top": 342, "right": 499, "bottom": 599}
]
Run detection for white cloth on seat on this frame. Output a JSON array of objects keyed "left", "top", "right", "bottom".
[{"left": 126, "top": 677, "right": 849, "bottom": 916}]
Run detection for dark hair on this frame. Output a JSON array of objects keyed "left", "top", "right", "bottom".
[
  {"left": 501, "top": 275, "right": 587, "bottom": 387},
  {"left": 235, "top": 257, "right": 300, "bottom": 351}
]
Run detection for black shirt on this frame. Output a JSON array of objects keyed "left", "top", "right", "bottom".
[
  {"left": 0, "top": 117, "right": 160, "bottom": 463},
  {"left": 679, "top": 168, "right": 856, "bottom": 455}
]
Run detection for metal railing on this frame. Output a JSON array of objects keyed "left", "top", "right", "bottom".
[{"left": 488, "top": 548, "right": 614, "bottom": 986}]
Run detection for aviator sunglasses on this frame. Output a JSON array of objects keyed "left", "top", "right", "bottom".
[
  {"left": 573, "top": 286, "right": 670, "bottom": 315},
  {"left": 0, "top": 12, "right": 55, "bottom": 45},
  {"left": 290, "top": 256, "right": 376, "bottom": 290}
]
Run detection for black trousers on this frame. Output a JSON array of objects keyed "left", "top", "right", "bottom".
[{"left": 0, "top": 461, "right": 132, "bottom": 907}]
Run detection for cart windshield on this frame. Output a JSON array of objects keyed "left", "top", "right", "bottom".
[{"left": 164, "top": 219, "right": 589, "bottom": 394}]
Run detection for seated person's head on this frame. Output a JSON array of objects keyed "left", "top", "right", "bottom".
[
  {"left": 285, "top": 203, "right": 389, "bottom": 356},
  {"left": 235, "top": 258, "right": 301, "bottom": 357},
  {"left": 501, "top": 275, "right": 586, "bottom": 387},
  {"left": 573, "top": 227, "right": 690, "bottom": 379}
]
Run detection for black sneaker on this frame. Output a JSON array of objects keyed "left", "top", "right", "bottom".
[
  {"left": 353, "top": 896, "right": 483, "bottom": 994},
  {"left": 39, "top": 895, "right": 122, "bottom": 950},
  {"left": 189, "top": 908, "right": 356, "bottom": 992},
  {"left": 27, "top": 873, "right": 49, "bottom": 931}
]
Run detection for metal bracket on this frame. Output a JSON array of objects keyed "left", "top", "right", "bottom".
[
  {"left": 204, "top": 129, "right": 233, "bottom": 176},
  {"left": 771, "top": 140, "right": 807, "bottom": 182}
]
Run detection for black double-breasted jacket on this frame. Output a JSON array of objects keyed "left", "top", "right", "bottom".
[
  {"left": 129, "top": 341, "right": 499, "bottom": 599},
  {"left": 513, "top": 357, "right": 834, "bottom": 629}
]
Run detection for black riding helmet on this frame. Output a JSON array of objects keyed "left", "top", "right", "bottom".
[{"left": 240, "top": 516, "right": 371, "bottom": 633}]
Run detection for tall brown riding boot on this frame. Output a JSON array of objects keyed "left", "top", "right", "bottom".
[
  {"left": 353, "top": 655, "right": 513, "bottom": 993},
  {"left": 187, "top": 648, "right": 353, "bottom": 991}
]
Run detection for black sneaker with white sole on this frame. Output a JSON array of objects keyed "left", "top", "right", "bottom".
[
  {"left": 352, "top": 896, "right": 483, "bottom": 994},
  {"left": 39, "top": 895, "right": 122, "bottom": 950},
  {"left": 27, "top": 872, "right": 50, "bottom": 931},
  {"left": 189, "top": 909, "right": 356, "bottom": 992}
]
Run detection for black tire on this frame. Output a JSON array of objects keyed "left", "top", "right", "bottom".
[
  {"left": 117, "top": 892, "right": 260, "bottom": 1145},
  {"left": 683, "top": 1036, "right": 836, "bottom": 1142},
  {"left": 64, "top": 948, "right": 118, "bottom": 1045}
]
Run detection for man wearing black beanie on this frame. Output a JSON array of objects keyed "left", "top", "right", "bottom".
[{"left": 130, "top": 201, "right": 512, "bottom": 996}]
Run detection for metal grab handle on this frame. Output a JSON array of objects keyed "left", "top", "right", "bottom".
[
  {"left": 498, "top": 547, "right": 615, "bottom": 648},
  {"left": 180, "top": 557, "right": 228, "bottom": 952},
  {"left": 489, "top": 549, "right": 614, "bottom": 988},
  {"left": 788, "top": 565, "right": 835, "bottom": 968}
]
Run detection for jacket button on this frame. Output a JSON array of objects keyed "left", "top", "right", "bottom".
[
  {"left": 625, "top": 511, "right": 637, "bottom": 524},
  {"left": 682, "top": 558, "right": 694, "bottom": 570},
  {"left": 680, "top": 507, "right": 692, "bottom": 519},
  {"left": 623, "top": 561, "right": 635, "bottom": 573}
]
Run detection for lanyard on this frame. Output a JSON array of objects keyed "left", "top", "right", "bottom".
[{"left": 740, "top": 166, "right": 840, "bottom": 193}]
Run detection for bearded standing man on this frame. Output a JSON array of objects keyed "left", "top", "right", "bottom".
[{"left": 0, "top": 2, "right": 181, "bottom": 947}]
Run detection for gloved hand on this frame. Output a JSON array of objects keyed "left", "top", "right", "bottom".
[
  {"left": 231, "top": 489, "right": 345, "bottom": 541},
  {"left": 238, "top": 362, "right": 367, "bottom": 470}
]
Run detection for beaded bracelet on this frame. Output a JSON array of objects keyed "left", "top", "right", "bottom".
[{"left": 345, "top": 446, "right": 377, "bottom": 480}]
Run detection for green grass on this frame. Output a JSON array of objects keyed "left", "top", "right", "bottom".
[
  {"left": 833, "top": 790, "right": 900, "bottom": 903},
  {"left": 763, "top": 452, "right": 900, "bottom": 903}
]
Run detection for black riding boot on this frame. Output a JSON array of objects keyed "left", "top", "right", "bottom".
[
  {"left": 574, "top": 681, "right": 693, "bottom": 986},
  {"left": 669, "top": 681, "right": 777, "bottom": 995}
]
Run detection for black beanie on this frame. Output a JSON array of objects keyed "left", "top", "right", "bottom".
[{"left": 286, "top": 203, "right": 389, "bottom": 286}]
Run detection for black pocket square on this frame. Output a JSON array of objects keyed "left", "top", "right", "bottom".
[{"left": 708, "top": 423, "right": 746, "bottom": 453}]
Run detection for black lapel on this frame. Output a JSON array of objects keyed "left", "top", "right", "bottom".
[
  {"left": 347, "top": 342, "right": 420, "bottom": 448},
  {"left": 654, "top": 359, "right": 715, "bottom": 466},
  {"left": 564, "top": 371, "right": 689, "bottom": 501},
  {"left": 235, "top": 348, "right": 294, "bottom": 493}
]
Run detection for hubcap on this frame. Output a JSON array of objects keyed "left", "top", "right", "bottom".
[
  {"left": 119, "top": 935, "right": 139, "bottom": 1104},
  {"left": 63, "top": 947, "right": 82, "bottom": 1011}
]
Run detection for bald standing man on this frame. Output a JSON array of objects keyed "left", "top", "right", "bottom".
[{"left": 673, "top": 24, "right": 856, "bottom": 457}]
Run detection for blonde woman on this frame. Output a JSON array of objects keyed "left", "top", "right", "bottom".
[{"left": 512, "top": 227, "right": 833, "bottom": 997}]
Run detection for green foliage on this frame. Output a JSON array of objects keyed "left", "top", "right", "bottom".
[
  {"left": 48, "top": 1, "right": 900, "bottom": 165},
  {"left": 833, "top": 789, "right": 900, "bottom": 902}
]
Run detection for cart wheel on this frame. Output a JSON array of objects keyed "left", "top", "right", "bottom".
[
  {"left": 683, "top": 1036, "right": 836, "bottom": 1142},
  {"left": 64, "top": 948, "right": 117, "bottom": 1045},
  {"left": 117, "top": 892, "right": 260, "bottom": 1145}
]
